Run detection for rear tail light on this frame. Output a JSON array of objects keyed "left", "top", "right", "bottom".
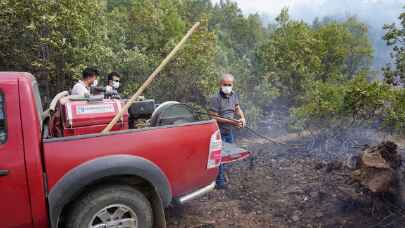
[{"left": 207, "top": 130, "right": 222, "bottom": 169}]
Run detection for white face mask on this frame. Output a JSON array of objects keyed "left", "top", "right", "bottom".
[
  {"left": 91, "top": 79, "right": 98, "bottom": 87},
  {"left": 221, "top": 85, "right": 233, "bottom": 94},
  {"left": 112, "top": 81, "right": 120, "bottom": 89}
]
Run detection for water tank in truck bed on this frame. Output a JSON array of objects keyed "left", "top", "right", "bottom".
[{"left": 61, "top": 99, "right": 129, "bottom": 136}]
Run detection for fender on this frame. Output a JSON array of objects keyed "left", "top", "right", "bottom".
[{"left": 47, "top": 154, "right": 172, "bottom": 228}]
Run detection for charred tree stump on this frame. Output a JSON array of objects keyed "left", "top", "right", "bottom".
[{"left": 351, "top": 141, "right": 402, "bottom": 196}]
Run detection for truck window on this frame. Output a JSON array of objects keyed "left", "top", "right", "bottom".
[
  {"left": 32, "top": 80, "right": 43, "bottom": 129},
  {"left": 0, "top": 93, "right": 7, "bottom": 143}
]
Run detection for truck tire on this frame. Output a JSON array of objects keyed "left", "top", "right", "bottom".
[{"left": 65, "top": 185, "right": 153, "bottom": 228}]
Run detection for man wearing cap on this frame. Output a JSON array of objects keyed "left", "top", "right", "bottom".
[{"left": 209, "top": 73, "right": 246, "bottom": 189}]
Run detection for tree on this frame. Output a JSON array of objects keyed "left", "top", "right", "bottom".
[
  {"left": 383, "top": 8, "right": 405, "bottom": 84},
  {"left": 292, "top": 9, "right": 405, "bottom": 135},
  {"left": 257, "top": 10, "right": 373, "bottom": 105},
  {"left": 257, "top": 9, "right": 321, "bottom": 100},
  {"left": 343, "top": 17, "right": 373, "bottom": 78},
  {"left": 314, "top": 17, "right": 373, "bottom": 82},
  {"left": 105, "top": 0, "right": 218, "bottom": 106},
  {"left": 0, "top": 0, "right": 110, "bottom": 104}
]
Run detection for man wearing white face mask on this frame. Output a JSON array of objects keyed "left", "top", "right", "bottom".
[
  {"left": 209, "top": 73, "right": 246, "bottom": 189},
  {"left": 105, "top": 71, "right": 121, "bottom": 99},
  {"left": 71, "top": 67, "right": 99, "bottom": 97}
]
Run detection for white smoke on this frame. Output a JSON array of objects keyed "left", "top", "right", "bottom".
[{"left": 212, "top": 0, "right": 403, "bottom": 26}]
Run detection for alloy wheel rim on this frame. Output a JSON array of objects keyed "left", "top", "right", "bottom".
[{"left": 89, "top": 204, "right": 138, "bottom": 228}]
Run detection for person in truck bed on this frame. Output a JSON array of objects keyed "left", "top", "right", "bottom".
[
  {"left": 209, "top": 73, "right": 246, "bottom": 189},
  {"left": 105, "top": 71, "right": 121, "bottom": 99},
  {"left": 71, "top": 67, "right": 99, "bottom": 97},
  {"left": 104, "top": 71, "right": 146, "bottom": 101}
]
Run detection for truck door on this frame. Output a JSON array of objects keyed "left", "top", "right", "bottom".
[{"left": 0, "top": 82, "right": 33, "bottom": 227}]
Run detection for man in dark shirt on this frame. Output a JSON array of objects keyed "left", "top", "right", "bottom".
[{"left": 209, "top": 73, "right": 246, "bottom": 189}]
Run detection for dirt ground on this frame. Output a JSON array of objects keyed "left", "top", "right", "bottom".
[{"left": 165, "top": 127, "right": 405, "bottom": 228}]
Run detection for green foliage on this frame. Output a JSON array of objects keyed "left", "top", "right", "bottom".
[
  {"left": 257, "top": 10, "right": 373, "bottom": 103},
  {"left": 384, "top": 89, "right": 405, "bottom": 134},
  {"left": 291, "top": 75, "right": 392, "bottom": 130},
  {"left": 290, "top": 71, "right": 405, "bottom": 135},
  {"left": 105, "top": 0, "right": 218, "bottom": 106},
  {"left": 383, "top": 8, "right": 405, "bottom": 84},
  {"left": 341, "top": 17, "right": 374, "bottom": 77},
  {"left": 290, "top": 80, "right": 346, "bottom": 131},
  {"left": 0, "top": 0, "right": 402, "bottom": 133},
  {"left": 257, "top": 13, "right": 320, "bottom": 99},
  {"left": 315, "top": 18, "right": 373, "bottom": 81},
  {"left": 289, "top": 7, "right": 405, "bottom": 135},
  {"left": 342, "top": 75, "right": 391, "bottom": 121},
  {"left": 0, "top": 0, "right": 109, "bottom": 103}
]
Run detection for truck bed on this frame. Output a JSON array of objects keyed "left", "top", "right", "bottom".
[{"left": 43, "top": 120, "right": 219, "bottom": 198}]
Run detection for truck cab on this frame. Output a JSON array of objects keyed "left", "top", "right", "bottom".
[{"left": 0, "top": 72, "right": 249, "bottom": 228}]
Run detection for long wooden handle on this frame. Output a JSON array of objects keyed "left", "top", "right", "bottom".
[{"left": 102, "top": 22, "right": 200, "bottom": 133}]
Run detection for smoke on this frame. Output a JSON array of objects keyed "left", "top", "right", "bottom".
[{"left": 213, "top": 0, "right": 402, "bottom": 25}]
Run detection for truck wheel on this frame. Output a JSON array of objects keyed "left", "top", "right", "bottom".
[{"left": 65, "top": 185, "right": 153, "bottom": 228}]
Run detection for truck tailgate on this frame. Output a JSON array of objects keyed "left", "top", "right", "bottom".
[{"left": 221, "top": 142, "right": 250, "bottom": 164}]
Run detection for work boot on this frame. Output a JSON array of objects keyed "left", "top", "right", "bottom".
[
  {"left": 224, "top": 173, "right": 229, "bottom": 183},
  {"left": 215, "top": 183, "right": 228, "bottom": 190},
  {"left": 216, "top": 164, "right": 227, "bottom": 190}
]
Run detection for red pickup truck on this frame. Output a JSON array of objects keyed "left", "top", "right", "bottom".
[{"left": 0, "top": 72, "right": 249, "bottom": 228}]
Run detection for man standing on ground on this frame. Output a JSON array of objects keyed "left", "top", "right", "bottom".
[
  {"left": 209, "top": 73, "right": 246, "bottom": 189},
  {"left": 71, "top": 67, "right": 99, "bottom": 97}
]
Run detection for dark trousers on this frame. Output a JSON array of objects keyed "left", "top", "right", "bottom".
[{"left": 216, "top": 130, "right": 235, "bottom": 187}]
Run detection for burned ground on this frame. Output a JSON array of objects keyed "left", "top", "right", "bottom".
[{"left": 166, "top": 120, "right": 405, "bottom": 227}]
